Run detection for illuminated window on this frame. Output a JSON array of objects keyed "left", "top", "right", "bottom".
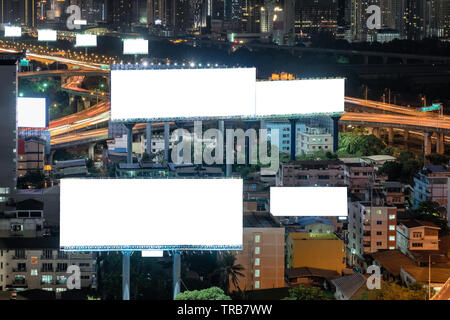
[
  {"left": 389, "top": 246, "right": 395, "bottom": 250},
  {"left": 389, "top": 225, "right": 395, "bottom": 231},
  {"left": 255, "top": 281, "right": 260, "bottom": 289},
  {"left": 30, "top": 269, "right": 38, "bottom": 276},
  {"left": 255, "top": 270, "right": 260, "bottom": 277},
  {"left": 255, "top": 258, "right": 260, "bottom": 266},
  {"left": 42, "top": 275, "right": 53, "bottom": 284},
  {"left": 255, "top": 235, "right": 260, "bottom": 243},
  {"left": 389, "top": 236, "right": 395, "bottom": 241},
  {"left": 389, "top": 215, "right": 395, "bottom": 220},
  {"left": 255, "top": 247, "right": 260, "bottom": 255},
  {"left": 376, "top": 210, "right": 382, "bottom": 215}
]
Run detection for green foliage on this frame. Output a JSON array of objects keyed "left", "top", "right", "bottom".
[
  {"left": 425, "top": 153, "right": 449, "bottom": 166},
  {"left": 295, "top": 151, "right": 339, "bottom": 161},
  {"left": 53, "top": 149, "right": 87, "bottom": 162},
  {"left": 87, "top": 296, "right": 101, "bottom": 300},
  {"left": 379, "top": 151, "right": 422, "bottom": 185},
  {"left": 417, "top": 200, "right": 442, "bottom": 216},
  {"left": 175, "top": 287, "right": 231, "bottom": 300},
  {"left": 338, "top": 133, "right": 387, "bottom": 156},
  {"left": 367, "top": 280, "right": 428, "bottom": 300},
  {"left": 282, "top": 285, "right": 327, "bottom": 300},
  {"left": 218, "top": 252, "right": 245, "bottom": 295}
]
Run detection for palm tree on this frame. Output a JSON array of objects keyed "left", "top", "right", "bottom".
[{"left": 219, "top": 252, "right": 245, "bottom": 295}]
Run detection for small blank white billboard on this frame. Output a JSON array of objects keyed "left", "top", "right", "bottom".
[
  {"left": 111, "top": 68, "right": 256, "bottom": 121},
  {"left": 4, "top": 26, "right": 21, "bottom": 37},
  {"left": 123, "top": 39, "right": 148, "bottom": 54},
  {"left": 17, "top": 97, "right": 47, "bottom": 128},
  {"left": 142, "top": 250, "right": 164, "bottom": 257},
  {"left": 75, "top": 34, "right": 97, "bottom": 47},
  {"left": 38, "top": 29, "right": 57, "bottom": 41},
  {"left": 256, "top": 79, "right": 345, "bottom": 116},
  {"left": 60, "top": 179, "right": 243, "bottom": 251},
  {"left": 270, "top": 187, "right": 347, "bottom": 216}
]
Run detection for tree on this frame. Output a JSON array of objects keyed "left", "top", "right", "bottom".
[
  {"left": 282, "top": 285, "right": 327, "bottom": 300},
  {"left": 17, "top": 171, "right": 46, "bottom": 189},
  {"left": 218, "top": 253, "right": 245, "bottom": 295},
  {"left": 417, "top": 200, "right": 443, "bottom": 216},
  {"left": 338, "top": 133, "right": 387, "bottom": 156},
  {"left": 379, "top": 151, "right": 422, "bottom": 185},
  {"left": 367, "top": 280, "right": 428, "bottom": 300},
  {"left": 425, "top": 153, "right": 448, "bottom": 166},
  {"left": 175, "top": 287, "right": 231, "bottom": 300}
]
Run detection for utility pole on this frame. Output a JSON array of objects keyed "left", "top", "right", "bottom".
[{"left": 428, "top": 254, "right": 431, "bottom": 300}]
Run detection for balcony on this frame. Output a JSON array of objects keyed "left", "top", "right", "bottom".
[
  {"left": 12, "top": 268, "right": 27, "bottom": 273},
  {"left": 12, "top": 256, "right": 27, "bottom": 260}
]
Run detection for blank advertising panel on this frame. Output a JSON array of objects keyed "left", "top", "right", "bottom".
[
  {"left": 38, "top": 29, "right": 57, "bottom": 41},
  {"left": 123, "top": 39, "right": 148, "bottom": 54},
  {"left": 4, "top": 26, "right": 21, "bottom": 37},
  {"left": 17, "top": 97, "right": 47, "bottom": 128},
  {"left": 256, "top": 79, "right": 345, "bottom": 116},
  {"left": 270, "top": 187, "right": 348, "bottom": 216},
  {"left": 75, "top": 34, "right": 97, "bottom": 47},
  {"left": 110, "top": 68, "right": 256, "bottom": 121},
  {"left": 60, "top": 179, "right": 243, "bottom": 251}
]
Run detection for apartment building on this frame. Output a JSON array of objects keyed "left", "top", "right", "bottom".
[
  {"left": 231, "top": 214, "right": 285, "bottom": 291},
  {"left": 0, "top": 199, "right": 44, "bottom": 238},
  {"left": 277, "top": 160, "right": 346, "bottom": 187},
  {"left": 286, "top": 231, "right": 346, "bottom": 274},
  {"left": 297, "top": 127, "right": 333, "bottom": 155},
  {"left": 347, "top": 199, "right": 397, "bottom": 266},
  {"left": 414, "top": 165, "right": 450, "bottom": 210},
  {"left": 17, "top": 137, "right": 45, "bottom": 178},
  {"left": 0, "top": 238, "right": 96, "bottom": 292},
  {"left": 383, "top": 181, "right": 407, "bottom": 213},
  {"left": 344, "top": 162, "right": 376, "bottom": 196},
  {"left": 397, "top": 220, "right": 440, "bottom": 256}
]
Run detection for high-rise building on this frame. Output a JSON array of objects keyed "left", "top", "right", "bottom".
[
  {"left": 0, "top": 0, "right": 37, "bottom": 27},
  {"left": 106, "top": 0, "right": 133, "bottom": 26},
  {"left": 0, "top": 53, "right": 21, "bottom": 209},
  {"left": 294, "top": 0, "right": 338, "bottom": 37}
]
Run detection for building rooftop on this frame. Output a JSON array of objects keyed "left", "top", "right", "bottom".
[
  {"left": 383, "top": 181, "right": 404, "bottom": 189},
  {"left": 295, "top": 217, "right": 334, "bottom": 227},
  {"left": 431, "top": 277, "right": 450, "bottom": 300},
  {"left": 362, "top": 155, "right": 396, "bottom": 162},
  {"left": 402, "top": 266, "right": 450, "bottom": 284},
  {"left": 423, "top": 165, "right": 448, "bottom": 173},
  {"left": 286, "top": 267, "right": 340, "bottom": 281},
  {"left": 370, "top": 250, "right": 415, "bottom": 276},
  {"left": 0, "top": 236, "right": 59, "bottom": 249},
  {"left": 331, "top": 273, "right": 367, "bottom": 299},
  {"left": 54, "top": 159, "right": 86, "bottom": 169},
  {"left": 400, "top": 219, "right": 439, "bottom": 229},
  {"left": 289, "top": 232, "right": 340, "bottom": 240},
  {"left": 243, "top": 213, "right": 279, "bottom": 228}
]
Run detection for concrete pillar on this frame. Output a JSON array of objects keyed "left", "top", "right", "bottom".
[
  {"left": 424, "top": 132, "right": 432, "bottom": 155},
  {"left": 437, "top": 133, "right": 445, "bottom": 155},
  {"left": 88, "top": 143, "right": 95, "bottom": 160},
  {"left": 172, "top": 251, "right": 181, "bottom": 300},
  {"left": 164, "top": 121, "right": 170, "bottom": 162},
  {"left": 125, "top": 123, "right": 134, "bottom": 164},
  {"left": 146, "top": 122, "right": 152, "bottom": 157},
  {"left": 388, "top": 128, "right": 394, "bottom": 144},
  {"left": 122, "top": 252, "right": 131, "bottom": 300},
  {"left": 225, "top": 121, "right": 232, "bottom": 177},
  {"left": 332, "top": 116, "right": 340, "bottom": 153},
  {"left": 83, "top": 99, "right": 91, "bottom": 110},
  {"left": 289, "top": 119, "right": 296, "bottom": 161}
]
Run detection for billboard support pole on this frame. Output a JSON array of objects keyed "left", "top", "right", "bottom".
[
  {"left": 122, "top": 251, "right": 133, "bottom": 300},
  {"left": 173, "top": 251, "right": 181, "bottom": 299},
  {"left": 146, "top": 122, "right": 152, "bottom": 158},
  {"left": 125, "top": 123, "right": 135, "bottom": 164},
  {"left": 225, "top": 121, "right": 232, "bottom": 177},
  {"left": 289, "top": 119, "right": 296, "bottom": 161},
  {"left": 164, "top": 121, "right": 170, "bottom": 162}
]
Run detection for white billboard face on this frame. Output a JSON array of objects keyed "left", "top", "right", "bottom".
[
  {"left": 270, "top": 187, "right": 348, "bottom": 216},
  {"left": 60, "top": 179, "right": 243, "bottom": 251},
  {"left": 111, "top": 68, "right": 256, "bottom": 121},
  {"left": 123, "top": 39, "right": 148, "bottom": 54},
  {"left": 38, "top": 29, "right": 57, "bottom": 41},
  {"left": 256, "top": 79, "right": 345, "bottom": 116},
  {"left": 4, "top": 26, "right": 21, "bottom": 37},
  {"left": 75, "top": 34, "right": 97, "bottom": 47},
  {"left": 17, "top": 98, "right": 47, "bottom": 128},
  {"left": 142, "top": 250, "right": 164, "bottom": 257}
]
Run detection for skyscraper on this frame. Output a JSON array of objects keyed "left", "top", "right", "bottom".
[
  {"left": 294, "top": 0, "right": 338, "bottom": 37},
  {"left": 0, "top": 0, "right": 36, "bottom": 27},
  {"left": 106, "top": 0, "right": 133, "bottom": 26},
  {"left": 0, "top": 53, "right": 21, "bottom": 209}
]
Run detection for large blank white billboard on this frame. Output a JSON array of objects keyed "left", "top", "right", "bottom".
[
  {"left": 60, "top": 179, "right": 243, "bottom": 251},
  {"left": 270, "top": 187, "right": 348, "bottom": 216},
  {"left": 123, "top": 39, "right": 148, "bottom": 54},
  {"left": 17, "top": 97, "right": 47, "bottom": 128},
  {"left": 75, "top": 34, "right": 97, "bottom": 47},
  {"left": 111, "top": 68, "right": 256, "bottom": 121},
  {"left": 38, "top": 29, "right": 57, "bottom": 41},
  {"left": 4, "top": 26, "right": 21, "bottom": 37},
  {"left": 256, "top": 79, "right": 345, "bottom": 116}
]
